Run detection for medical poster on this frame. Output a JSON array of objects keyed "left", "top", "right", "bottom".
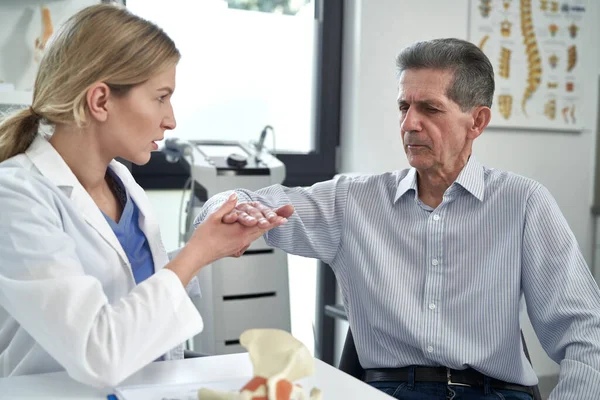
[{"left": 469, "top": 0, "right": 587, "bottom": 131}]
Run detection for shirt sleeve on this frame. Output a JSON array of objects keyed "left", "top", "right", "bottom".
[
  {"left": 193, "top": 175, "right": 352, "bottom": 266},
  {"left": 0, "top": 171, "right": 203, "bottom": 387},
  {"left": 521, "top": 184, "right": 600, "bottom": 398}
]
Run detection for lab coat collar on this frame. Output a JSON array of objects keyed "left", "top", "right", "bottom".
[
  {"left": 25, "top": 135, "right": 134, "bottom": 282},
  {"left": 25, "top": 135, "right": 81, "bottom": 191}
]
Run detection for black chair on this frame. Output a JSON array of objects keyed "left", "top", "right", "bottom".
[
  {"left": 183, "top": 349, "right": 209, "bottom": 358},
  {"left": 338, "top": 328, "right": 543, "bottom": 400},
  {"left": 338, "top": 327, "right": 365, "bottom": 380}
]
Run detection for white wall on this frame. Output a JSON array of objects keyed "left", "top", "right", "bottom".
[
  {"left": 0, "top": 0, "right": 100, "bottom": 93},
  {"left": 127, "top": 0, "right": 317, "bottom": 153},
  {"left": 337, "top": 0, "right": 600, "bottom": 383}
]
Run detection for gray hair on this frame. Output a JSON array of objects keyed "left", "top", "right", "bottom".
[{"left": 395, "top": 38, "right": 495, "bottom": 111}]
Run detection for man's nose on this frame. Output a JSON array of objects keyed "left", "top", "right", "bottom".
[{"left": 401, "top": 108, "right": 421, "bottom": 132}]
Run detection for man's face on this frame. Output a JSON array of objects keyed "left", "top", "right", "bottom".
[{"left": 397, "top": 68, "right": 474, "bottom": 173}]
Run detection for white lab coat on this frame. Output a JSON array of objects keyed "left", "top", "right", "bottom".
[{"left": 0, "top": 135, "right": 203, "bottom": 387}]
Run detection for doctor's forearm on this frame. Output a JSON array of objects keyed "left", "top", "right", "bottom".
[
  {"left": 0, "top": 271, "right": 202, "bottom": 387},
  {"left": 165, "top": 245, "right": 210, "bottom": 287}
]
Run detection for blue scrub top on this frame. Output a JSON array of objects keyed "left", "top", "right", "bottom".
[{"left": 101, "top": 170, "right": 155, "bottom": 285}]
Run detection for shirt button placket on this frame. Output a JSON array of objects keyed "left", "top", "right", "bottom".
[{"left": 426, "top": 212, "right": 442, "bottom": 359}]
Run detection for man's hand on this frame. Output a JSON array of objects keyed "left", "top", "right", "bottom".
[
  {"left": 168, "top": 194, "right": 289, "bottom": 286},
  {"left": 222, "top": 201, "right": 295, "bottom": 228},
  {"left": 220, "top": 200, "right": 294, "bottom": 257}
]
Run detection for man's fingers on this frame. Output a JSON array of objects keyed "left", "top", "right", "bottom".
[
  {"left": 246, "top": 202, "right": 293, "bottom": 223},
  {"left": 252, "top": 203, "right": 279, "bottom": 222},
  {"left": 275, "top": 204, "right": 295, "bottom": 219},
  {"left": 236, "top": 211, "right": 259, "bottom": 226},
  {"left": 236, "top": 203, "right": 269, "bottom": 226},
  {"left": 226, "top": 202, "right": 292, "bottom": 228}
]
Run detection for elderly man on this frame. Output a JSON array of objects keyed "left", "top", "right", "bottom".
[{"left": 194, "top": 38, "right": 600, "bottom": 399}]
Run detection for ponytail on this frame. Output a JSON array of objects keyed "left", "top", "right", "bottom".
[
  {"left": 0, "top": 107, "right": 41, "bottom": 162},
  {"left": 0, "top": 4, "right": 180, "bottom": 164}
]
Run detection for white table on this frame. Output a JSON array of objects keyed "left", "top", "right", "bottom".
[{"left": 0, "top": 353, "right": 392, "bottom": 399}]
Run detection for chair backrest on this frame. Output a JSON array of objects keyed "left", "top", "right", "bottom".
[
  {"left": 337, "top": 326, "right": 364, "bottom": 380},
  {"left": 520, "top": 331, "right": 543, "bottom": 400},
  {"left": 338, "top": 328, "right": 542, "bottom": 400}
]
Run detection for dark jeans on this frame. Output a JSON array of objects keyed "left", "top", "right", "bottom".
[{"left": 369, "top": 381, "right": 533, "bottom": 400}]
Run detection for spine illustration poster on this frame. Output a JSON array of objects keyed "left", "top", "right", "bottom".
[{"left": 470, "top": 0, "right": 586, "bottom": 130}]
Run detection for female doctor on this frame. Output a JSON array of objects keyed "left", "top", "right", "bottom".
[{"left": 0, "top": 4, "right": 289, "bottom": 388}]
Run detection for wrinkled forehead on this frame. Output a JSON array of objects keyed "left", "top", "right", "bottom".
[{"left": 397, "top": 68, "right": 454, "bottom": 103}]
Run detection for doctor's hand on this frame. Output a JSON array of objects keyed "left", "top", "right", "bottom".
[
  {"left": 222, "top": 201, "right": 295, "bottom": 228},
  {"left": 167, "top": 194, "right": 288, "bottom": 286}
]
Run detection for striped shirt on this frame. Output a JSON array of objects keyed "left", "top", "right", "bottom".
[{"left": 194, "top": 156, "right": 600, "bottom": 398}]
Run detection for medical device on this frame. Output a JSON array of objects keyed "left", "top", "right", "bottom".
[{"left": 162, "top": 135, "right": 290, "bottom": 355}]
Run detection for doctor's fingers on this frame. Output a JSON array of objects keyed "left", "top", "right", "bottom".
[
  {"left": 227, "top": 218, "right": 287, "bottom": 257},
  {"left": 221, "top": 210, "right": 241, "bottom": 224},
  {"left": 224, "top": 225, "right": 264, "bottom": 254},
  {"left": 231, "top": 245, "right": 250, "bottom": 258}
]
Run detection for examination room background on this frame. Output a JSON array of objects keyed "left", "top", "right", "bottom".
[{"left": 1, "top": 1, "right": 600, "bottom": 398}]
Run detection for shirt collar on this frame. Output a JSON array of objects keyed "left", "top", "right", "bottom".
[
  {"left": 454, "top": 155, "right": 485, "bottom": 201},
  {"left": 393, "top": 156, "right": 485, "bottom": 203},
  {"left": 394, "top": 167, "right": 418, "bottom": 203}
]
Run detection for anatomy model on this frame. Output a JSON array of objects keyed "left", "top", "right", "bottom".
[
  {"left": 34, "top": 5, "right": 54, "bottom": 64},
  {"left": 198, "top": 329, "right": 322, "bottom": 400}
]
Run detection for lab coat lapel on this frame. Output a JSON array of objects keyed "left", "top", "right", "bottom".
[
  {"left": 70, "top": 186, "right": 131, "bottom": 269},
  {"left": 110, "top": 160, "right": 170, "bottom": 271},
  {"left": 109, "top": 161, "right": 199, "bottom": 301},
  {"left": 24, "top": 136, "right": 133, "bottom": 282}
]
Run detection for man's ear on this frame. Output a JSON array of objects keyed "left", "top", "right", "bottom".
[
  {"left": 468, "top": 106, "right": 491, "bottom": 140},
  {"left": 85, "top": 82, "right": 111, "bottom": 122}
]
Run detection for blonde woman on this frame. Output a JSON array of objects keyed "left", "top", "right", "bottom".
[{"left": 0, "top": 4, "right": 288, "bottom": 387}]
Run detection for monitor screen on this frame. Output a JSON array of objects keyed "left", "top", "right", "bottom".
[{"left": 196, "top": 144, "right": 248, "bottom": 158}]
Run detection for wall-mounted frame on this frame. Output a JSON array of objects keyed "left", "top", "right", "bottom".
[{"left": 468, "top": 0, "right": 587, "bottom": 132}]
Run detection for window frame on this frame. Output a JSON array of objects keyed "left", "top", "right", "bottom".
[
  {"left": 126, "top": 0, "right": 344, "bottom": 364},
  {"left": 131, "top": 0, "right": 343, "bottom": 189}
]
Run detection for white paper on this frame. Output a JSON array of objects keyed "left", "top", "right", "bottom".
[{"left": 114, "top": 377, "right": 250, "bottom": 400}]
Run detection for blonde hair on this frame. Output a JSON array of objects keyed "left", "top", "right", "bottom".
[{"left": 0, "top": 4, "right": 180, "bottom": 162}]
